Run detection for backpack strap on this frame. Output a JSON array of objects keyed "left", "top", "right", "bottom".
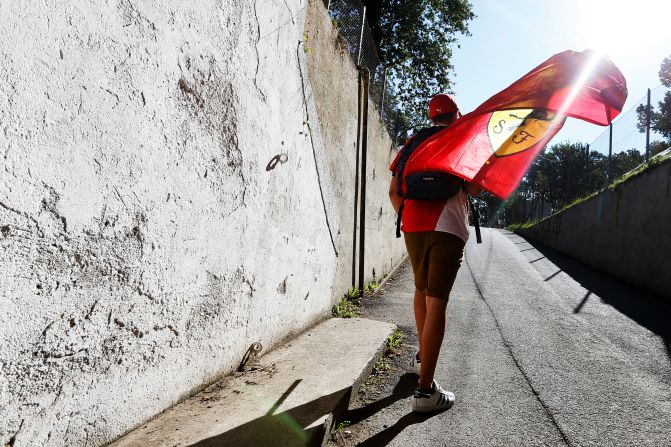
[
  {"left": 395, "top": 199, "right": 405, "bottom": 239},
  {"left": 395, "top": 126, "right": 445, "bottom": 198}
]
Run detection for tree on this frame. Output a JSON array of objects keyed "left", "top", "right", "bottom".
[
  {"left": 636, "top": 55, "right": 671, "bottom": 144},
  {"left": 361, "top": 0, "right": 475, "bottom": 130},
  {"left": 611, "top": 149, "right": 645, "bottom": 178}
]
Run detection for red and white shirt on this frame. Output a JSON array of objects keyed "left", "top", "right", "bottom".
[{"left": 390, "top": 149, "right": 470, "bottom": 242}]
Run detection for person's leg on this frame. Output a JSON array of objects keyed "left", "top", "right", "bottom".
[
  {"left": 418, "top": 296, "right": 448, "bottom": 389},
  {"left": 417, "top": 232, "right": 464, "bottom": 389},
  {"left": 405, "top": 232, "right": 429, "bottom": 364},
  {"left": 413, "top": 288, "right": 426, "bottom": 358}
]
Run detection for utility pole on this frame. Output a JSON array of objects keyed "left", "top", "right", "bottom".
[
  {"left": 585, "top": 144, "right": 590, "bottom": 192},
  {"left": 646, "top": 88, "right": 651, "bottom": 161},
  {"left": 608, "top": 123, "right": 613, "bottom": 183},
  {"left": 380, "top": 67, "right": 389, "bottom": 113}
]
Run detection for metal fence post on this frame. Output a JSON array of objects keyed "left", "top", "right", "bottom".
[
  {"left": 357, "top": 6, "right": 366, "bottom": 66},
  {"left": 584, "top": 143, "right": 590, "bottom": 191},
  {"left": 645, "top": 87, "right": 651, "bottom": 161},
  {"left": 380, "top": 67, "right": 388, "bottom": 112},
  {"left": 608, "top": 123, "right": 613, "bottom": 182},
  {"left": 326, "top": 0, "right": 331, "bottom": 12}
]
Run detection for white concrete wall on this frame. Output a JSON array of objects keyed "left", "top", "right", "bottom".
[
  {"left": 305, "top": 0, "right": 404, "bottom": 292},
  {"left": 518, "top": 158, "right": 671, "bottom": 299},
  {"left": 0, "top": 0, "right": 404, "bottom": 445}
]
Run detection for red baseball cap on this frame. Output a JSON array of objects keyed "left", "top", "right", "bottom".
[{"left": 429, "top": 94, "right": 459, "bottom": 120}]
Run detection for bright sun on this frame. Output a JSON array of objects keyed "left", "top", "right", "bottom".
[{"left": 577, "top": 0, "right": 671, "bottom": 61}]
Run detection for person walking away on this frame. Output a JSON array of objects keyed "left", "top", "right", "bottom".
[{"left": 389, "top": 94, "right": 482, "bottom": 413}]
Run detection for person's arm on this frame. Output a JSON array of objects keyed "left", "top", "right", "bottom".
[
  {"left": 465, "top": 182, "right": 483, "bottom": 196},
  {"left": 389, "top": 176, "right": 403, "bottom": 214}
]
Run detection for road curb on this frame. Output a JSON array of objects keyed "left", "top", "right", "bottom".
[{"left": 375, "top": 254, "right": 408, "bottom": 295}]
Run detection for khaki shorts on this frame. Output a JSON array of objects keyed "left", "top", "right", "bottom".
[{"left": 404, "top": 231, "right": 465, "bottom": 300}]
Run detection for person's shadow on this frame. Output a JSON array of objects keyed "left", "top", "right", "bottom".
[{"left": 343, "top": 373, "right": 442, "bottom": 446}]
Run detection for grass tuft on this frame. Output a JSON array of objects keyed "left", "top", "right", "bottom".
[
  {"left": 332, "top": 297, "right": 360, "bottom": 318},
  {"left": 386, "top": 328, "right": 403, "bottom": 354}
]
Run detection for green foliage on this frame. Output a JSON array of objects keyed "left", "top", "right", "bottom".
[
  {"left": 345, "top": 287, "right": 360, "bottom": 299},
  {"left": 386, "top": 328, "right": 403, "bottom": 354},
  {"left": 636, "top": 55, "right": 671, "bottom": 142},
  {"left": 363, "top": 0, "right": 475, "bottom": 129},
  {"left": 509, "top": 150, "right": 671, "bottom": 230},
  {"left": 331, "top": 420, "right": 351, "bottom": 442},
  {"left": 373, "top": 356, "right": 390, "bottom": 373},
  {"left": 334, "top": 420, "right": 350, "bottom": 433},
  {"left": 332, "top": 297, "right": 360, "bottom": 318},
  {"left": 486, "top": 142, "right": 648, "bottom": 227},
  {"left": 364, "top": 281, "right": 379, "bottom": 292},
  {"left": 608, "top": 149, "right": 671, "bottom": 189}
]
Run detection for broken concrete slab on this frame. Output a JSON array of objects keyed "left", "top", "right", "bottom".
[{"left": 107, "top": 317, "right": 396, "bottom": 447}]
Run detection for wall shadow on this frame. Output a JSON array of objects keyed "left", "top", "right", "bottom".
[
  {"left": 520, "top": 238, "right": 671, "bottom": 357},
  {"left": 192, "top": 384, "right": 350, "bottom": 447}
]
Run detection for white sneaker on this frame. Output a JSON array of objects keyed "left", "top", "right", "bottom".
[
  {"left": 410, "top": 350, "right": 421, "bottom": 375},
  {"left": 412, "top": 380, "right": 455, "bottom": 413}
]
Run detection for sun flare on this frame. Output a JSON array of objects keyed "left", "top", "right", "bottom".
[{"left": 577, "top": 0, "right": 671, "bottom": 62}]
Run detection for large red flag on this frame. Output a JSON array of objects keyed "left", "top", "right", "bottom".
[{"left": 405, "top": 50, "right": 628, "bottom": 199}]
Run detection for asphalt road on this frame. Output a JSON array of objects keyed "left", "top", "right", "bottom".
[{"left": 333, "top": 228, "right": 671, "bottom": 447}]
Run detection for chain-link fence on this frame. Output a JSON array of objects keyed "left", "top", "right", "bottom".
[
  {"left": 324, "top": 0, "right": 405, "bottom": 143},
  {"left": 590, "top": 85, "right": 668, "bottom": 162}
]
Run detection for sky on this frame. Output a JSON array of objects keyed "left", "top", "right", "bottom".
[{"left": 450, "top": 0, "right": 671, "bottom": 152}]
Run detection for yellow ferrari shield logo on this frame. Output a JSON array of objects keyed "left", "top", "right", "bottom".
[{"left": 488, "top": 109, "right": 562, "bottom": 157}]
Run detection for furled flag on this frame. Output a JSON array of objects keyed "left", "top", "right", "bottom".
[{"left": 405, "top": 50, "right": 628, "bottom": 199}]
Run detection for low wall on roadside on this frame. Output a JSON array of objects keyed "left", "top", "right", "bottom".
[{"left": 517, "top": 158, "right": 671, "bottom": 299}]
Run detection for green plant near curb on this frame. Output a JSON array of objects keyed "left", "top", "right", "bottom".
[
  {"left": 331, "top": 420, "right": 351, "bottom": 442},
  {"left": 334, "top": 420, "right": 350, "bottom": 433},
  {"left": 373, "top": 356, "right": 390, "bottom": 373},
  {"left": 345, "top": 287, "right": 360, "bottom": 299},
  {"left": 364, "top": 281, "right": 379, "bottom": 292},
  {"left": 386, "top": 328, "right": 404, "bottom": 354},
  {"left": 332, "top": 298, "right": 359, "bottom": 318}
]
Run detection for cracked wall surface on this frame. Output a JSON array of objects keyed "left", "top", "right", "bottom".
[{"left": 0, "top": 1, "right": 405, "bottom": 446}]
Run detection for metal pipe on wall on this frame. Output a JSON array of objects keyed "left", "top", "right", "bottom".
[
  {"left": 357, "top": 67, "right": 370, "bottom": 294},
  {"left": 352, "top": 67, "right": 363, "bottom": 288}
]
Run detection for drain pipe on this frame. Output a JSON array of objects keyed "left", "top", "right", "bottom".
[
  {"left": 357, "top": 67, "right": 370, "bottom": 294},
  {"left": 351, "top": 72, "right": 363, "bottom": 288}
]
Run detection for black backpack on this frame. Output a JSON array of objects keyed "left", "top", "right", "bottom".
[{"left": 394, "top": 125, "right": 481, "bottom": 242}]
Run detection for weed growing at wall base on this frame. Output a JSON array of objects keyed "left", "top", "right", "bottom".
[
  {"left": 331, "top": 420, "right": 351, "bottom": 443},
  {"left": 332, "top": 297, "right": 360, "bottom": 318},
  {"left": 364, "top": 281, "right": 379, "bottom": 292},
  {"left": 386, "top": 328, "right": 403, "bottom": 355}
]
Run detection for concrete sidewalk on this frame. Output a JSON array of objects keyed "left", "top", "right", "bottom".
[{"left": 108, "top": 318, "right": 395, "bottom": 447}]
